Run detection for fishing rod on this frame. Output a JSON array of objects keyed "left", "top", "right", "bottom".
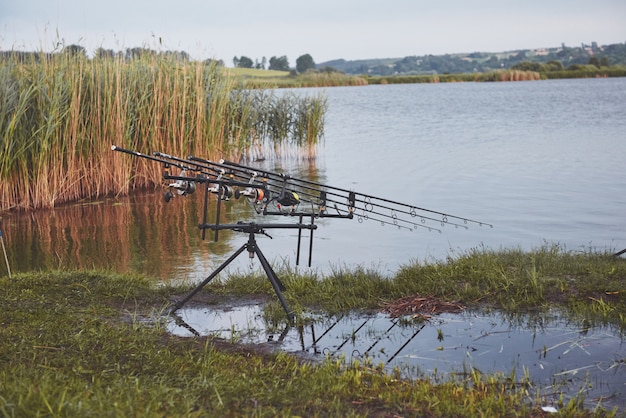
[
  {"left": 112, "top": 145, "right": 493, "bottom": 319},
  {"left": 151, "top": 150, "right": 489, "bottom": 234},
  {"left": 218, "top": 157, "right": 491, "bottom": 227},
  {"left": 185, "top": 154, "right": 491, "bottom": 232}
]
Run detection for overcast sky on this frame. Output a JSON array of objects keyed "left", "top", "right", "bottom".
[{"left": 1, "top": 0, "right": 625, "bottom": 66}]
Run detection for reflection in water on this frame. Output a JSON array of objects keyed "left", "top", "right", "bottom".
[
  {"left": 0, "top": 158, "right": 328, "bottom": 282},
  {"left": 168, "top": 305, "right": 626, "bottom": 412},
  {"left": 1, "top": 191, "right": 252, "bottom": 282}
]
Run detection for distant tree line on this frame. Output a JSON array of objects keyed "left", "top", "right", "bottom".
[
  {"left": 0, "top": 44, "right": 226, "bottom": 67},
  {"left": 232, "top": 53, "right": 316, "bottom": 73},
  {"left": 320, "top": 42, "right": 626, "bottom": 76},
  {"left": 0, "top": 44, "right": 319, "bottom": 73}
]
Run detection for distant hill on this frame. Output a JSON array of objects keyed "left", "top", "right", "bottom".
[{"left": 317, "top": 42, "right": 626, "bottom": 76}]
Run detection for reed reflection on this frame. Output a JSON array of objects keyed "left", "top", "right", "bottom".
[{"left": 2, "top": 191, "right": 251, "bottom": 281}]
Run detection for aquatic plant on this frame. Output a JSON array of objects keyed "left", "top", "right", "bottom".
[{"left": 0, "top": 52, "right": 327, "bottom": 210}]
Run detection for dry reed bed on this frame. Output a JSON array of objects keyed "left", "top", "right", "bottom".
[
  {"left": 381, "top": 295, "right": 465, "bottom": 319},
  {"left": 369, "top": 69, "right": 542, "bottom": 84},
  {"left": 0, "top": 53, "right": 326, "bottom": 211}
]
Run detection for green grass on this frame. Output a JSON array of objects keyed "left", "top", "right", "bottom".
[
  {"left": 224, "top": 67, "right": 290, "bottom": 78},
  {"left": 211, "top": 244, "right": 626, "bottom": 331},
  {"left": 225, "top": 67, "right": 368, "bottom": 88},
  {"left": 1, "top": 246, "right": 623, "bottom": 416}
]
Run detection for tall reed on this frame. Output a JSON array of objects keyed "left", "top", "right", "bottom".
[{"left": 0, "top": 52, "right": 326, "bottom": 210}]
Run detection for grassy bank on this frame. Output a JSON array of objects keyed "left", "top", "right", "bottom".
[
  {"left": 214, "top": 244, "right": 626, "bottom": 331},
  {"left": 365, "top": 67, "right": 626, "bottom": 85},
  {"left": 1, "top": 246, "right": 624, "bottom": 416},
  {"left": 0, "top": 53, "right": 327, "bottom": 211},
  {"left": 227, "top": 66, "right": 626, "bottom": 88},
  {"left": 225, "top": 67, "right": 368, "bottom": 88}
]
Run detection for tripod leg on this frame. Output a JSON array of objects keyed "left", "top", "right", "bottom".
[
  {"left": 254, "top": 245, "right": 295, "bottom": 321},
  {"left": 169, "top": 243, "right": 248, "bottom": 313}
]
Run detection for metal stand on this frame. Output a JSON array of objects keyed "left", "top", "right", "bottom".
[{"left": 169, "top": 222, "right": 316, "bottom": 321}]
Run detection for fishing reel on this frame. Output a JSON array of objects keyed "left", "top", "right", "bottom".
[
  {"left": 235, "top": 186, "right": 265, "bottom": 201},
  {"left": 164, "top": 170, "right": 197, "bottom": 202},
  {"left": 232, "top": 172, "right": 266, "bottom": 211},
  {"left": 208, "top": 184, "right": 234, "bottom": 200},
  {"left": 275, "top": 176, "right": 300, "bottom": 212},
  {"left": 277, "top": 190, "right": 300, "bottom": 207},
  {"left": 270, "top": 190, "right": 300, "bottom": 215},
  {"left": 235, "top": 186, "right": 267, "bottom": 213}
]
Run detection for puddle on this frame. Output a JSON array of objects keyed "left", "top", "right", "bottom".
[{"left": 167, "top": 304, "right": 626, "bottom": 412}]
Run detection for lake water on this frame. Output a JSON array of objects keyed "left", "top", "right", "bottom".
[
  {"left": 309, "top": 77, "right": 626, "bottom": 271},
  {"left": 2, "top": 77, "right": 625, "bottom": 280}
]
